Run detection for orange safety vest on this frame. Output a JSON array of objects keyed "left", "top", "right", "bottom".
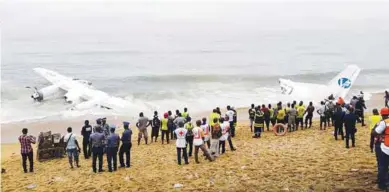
[{"left": 384, "top": 119, "right": 389, "bottom": 147}]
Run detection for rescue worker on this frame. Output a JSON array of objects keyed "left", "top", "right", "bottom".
[
  {"left": 193, "top": 120, "right": 214, "bottom": 163},
  {"left": 182, "top": 108, "right": 189, "bottom": 119},
  {"left": 385, "top": 91, "right": 389, "bottom": 107},
  {"left": 201, "top": 118, "right": 211, "bottom": 148},
  {"left": 119, "top": 121, "right": 132, "bottom": 168},
  {"left": 269, "top": 104, "right": 276, "bottom": 127},
  {"left": 81, "top": 120, "right": 92, "bottom": 159},
  {"left": 296, "top": 103, "right": 305, "bottom": 130},
  {"left": 253, "top": 106, "right": 264, "bottom": 138},
  {"left": 136, "top": 112, "right": 150, "bottom": 145},
  {"left": 304, "top": 102, "right": 315, "bottom": 128},
  {"left": 262, "top": 104, "right": 271, "bottom": 131},
  {"left": 151, "top": 111, "right": 160, "bottom": 143},
  {"left": 210, "top": 118, "right": 222, "bottom": 157},
  {"left": 248, "top": 104, "right": 256, "bottom": 132},
  {"left": 344, "top": 107, "right": 357, "bottom": 148},
  {"left": 333, "top": 103, "right": 345, "bottom": 140},
  {"left": 175, "top": 121, "right": 188, "bottom": 165},
  {"left": 317, "top": 101, "right": 327, "bottom": 130},
  {"left": 219, "top": 118, "right": 228, "bottom": 154},
  {"left": 371, "top": 107, "right": 389, "bottom": 190},
  {"left": 184, "top": 117, "right": 194, "bottom": 157},
  {"left": 161, "top": 113, "right": 170, "bottom": 144},
  {"left": 369, "top": 108, "right": 382, "bottom": 177},
  {"left": 369, "top": 109, "right": 381, "bottom": 152},
  {"left": 288, "top": 104, "right": 297, "bottom": 132},
  {"left": 209, "top": 109, "right": 220, "bottom": 127},
  {"left": 276, "top": 105, "right": 285, "bottom": 125},
  {"left": 106, "top": 125, "right": 120, "bottom": 172}
]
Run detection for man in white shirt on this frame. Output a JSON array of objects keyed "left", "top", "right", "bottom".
[
  {"left": 372, "top": 107, "right": 389, "bottom": 190},
  {"left": 64, "top": 127, "right": 81, "bottom": 169},
  {"left": 226, "top": 106, "right": 235, "bottom": 135},
  {"left": 193, "top": 120, "right": 214, "bottom": 164},
  {"left": 200, "top": 118, "right": 211, "bottom": 148},
  {"left": 317, "top": 101, "right": 327, "bottom": 130},
  {"left": 174, "top": 122, "right": 188, "bottom": 165},
  {"left": 219, "top": 118, "right": 228, "bottom": 154}
]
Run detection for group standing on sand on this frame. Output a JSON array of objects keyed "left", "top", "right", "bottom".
[{"left": 17, "top": 90, "right": 389, "bottom": 191}]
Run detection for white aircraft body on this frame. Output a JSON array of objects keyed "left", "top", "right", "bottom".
[
  {"left": 278, "top": 65, "right": 361, "bottom": 103},
  {"left": 30, "top": 68, "right": 138, "bottom": 111}
]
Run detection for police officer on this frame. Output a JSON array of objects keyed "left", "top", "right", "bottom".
[
  {"left": 89, "top": 126, "right": 105, "bottom": 173},
  {"left": 119, "top": 121, "right": 132, "bottom": 168},
  {"left": 248, "top": 104, "right": 255, "bottom": 132},
  {"left": 371, "top": 107, "right": 389, "bottom": 190},
  {"left": 253, "top": 106, "right": 264, "bottom": 138},
  {"left": 106, "top": 125, "right": 120, "bottom": 172},
  {"left": 344, "top": 107, "right": 357, "bottom": 148}
]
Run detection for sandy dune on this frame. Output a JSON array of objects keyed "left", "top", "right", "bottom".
[{"left": 1, "top": 120, "right": 380, "bottom": 192}]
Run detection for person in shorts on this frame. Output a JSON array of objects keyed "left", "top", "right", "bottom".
[{"left": 136, "top": 112, "right": 151, "bottom": 145}]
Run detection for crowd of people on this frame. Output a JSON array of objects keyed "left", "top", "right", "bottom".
[
  {"left": 248, "top": 94, "right": 367, "bottom": 148},
  {"left": 18, "top": 106, "right": 239, "bottom": 173},
  {"left": 17, "top": 91, "right": 389, "bottom": 190}
]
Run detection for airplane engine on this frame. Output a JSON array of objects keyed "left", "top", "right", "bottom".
[
  {"left": 63, "top": 90, "right": 82, "bottom": 105},
  {"left": 30, "top": 85, "right": 61, "bottom": 102}
]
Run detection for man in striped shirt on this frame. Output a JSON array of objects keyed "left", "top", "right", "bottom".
[{"left": 18, "top": 128, "right": 36, "bottom": 173}]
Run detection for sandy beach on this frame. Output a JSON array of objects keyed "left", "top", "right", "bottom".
[
  {"left": 1, "top": 92, "right": 386, "bottom": 191},
  {"left": 1, "top": 120, "right": 381, "bottom": 191}
]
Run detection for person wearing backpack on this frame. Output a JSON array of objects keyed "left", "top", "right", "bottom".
[
  {"left": 151, "top": 111, "right": 161, "bottom": 143},
  {"left": 184, "top": 117, "right": 194, "bottom": 157},
  {"left": 210, "top": 118, "right": 222, "bottom": 157}
]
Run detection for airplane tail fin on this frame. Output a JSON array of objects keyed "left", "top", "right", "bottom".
[{"left": 327, "top": 65, "right": 361, "bottom": 99}]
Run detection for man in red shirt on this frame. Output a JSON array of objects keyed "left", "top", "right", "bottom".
[
  {"left": 261, "top": 104, "right": 271, "bottom": 131},
  {"left": 18, "top": 128, "right": 36, "bottom": 173}
]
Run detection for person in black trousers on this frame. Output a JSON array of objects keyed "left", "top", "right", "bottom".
[
  {"left": 81, "top": 120, "right": 92, "bottom": 159},
  {"left": 89, "top": 126, "right": 105, "bottom": 173},
  {"left": 119, "top": 121, "right": 132, "bottom": 168},
  {"left": 19, "top": 128, "right": 36, "bottom": 173},
  {"left": 333, "top": 104, "right": 345, "bottom": 140},
  {"left": 106, "top": 126, "right": 120, "bottom": 172},
  {"left": 344, "top": 108, "right": 357, "bottom": 148}
]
